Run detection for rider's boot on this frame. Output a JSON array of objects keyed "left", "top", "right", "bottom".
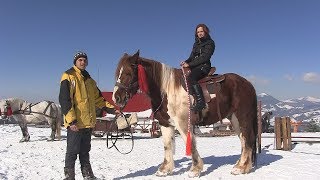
[{"left": 191, "top": 84, "right": 206, "bottom": 111}]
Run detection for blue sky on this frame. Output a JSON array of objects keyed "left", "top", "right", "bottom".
[{"left": 1, "top": 0, "right": 319, "bottom": 103}]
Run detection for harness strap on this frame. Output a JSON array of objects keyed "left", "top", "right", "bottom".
[{"left": 12, "top": 101, "right": 57, "bottom": 119}]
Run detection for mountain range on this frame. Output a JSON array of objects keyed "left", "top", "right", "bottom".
[{"left": 257, "top": 93, "right": 320, "bottom": 124}]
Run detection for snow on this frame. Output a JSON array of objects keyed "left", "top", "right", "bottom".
[
  {"left": 1, "top": 125, "right": 320, "bottom": 180},
  {"left": 298, "top": 97, "right": 320, "bottom": 103},
  {"left": 258, "top": 93, "right": 268, "bottom": 97},
  {"left": 283, "top": 99, "right": 296, "bottom": 103},
  {"left": 276, "top": 104, "right": 294, "bottom": 110}
]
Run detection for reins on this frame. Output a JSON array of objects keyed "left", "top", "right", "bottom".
[
  {"left": 181, "top": 67, "right": 192, "bottom": 156},
  {"left": 106, "top": 111, "right": 135, "bottom": 155}
]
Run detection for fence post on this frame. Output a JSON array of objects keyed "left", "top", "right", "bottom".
[
  {"left": 275, "top": 117, "right": 282, "bottom": 149},
  {"left": 285, "top": 117, "right": 292, "bottom": 150},
  {"left": 257, "top": 101, "right": 262, "bottom": 153},
  {"left": 281, "top": 117, "right": 289, "bottom": 150},
  {"left": 274, "top": 116, "right": 292, "bottom": 150}
]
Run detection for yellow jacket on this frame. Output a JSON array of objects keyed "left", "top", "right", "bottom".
[{"left": 59, "top": 66, "right": 114, "bottom": 129}]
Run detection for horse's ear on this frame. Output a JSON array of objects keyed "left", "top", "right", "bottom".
[
  {"left": 133, "top": 50, "right": 140, "bottom": 58},
  {"left": 130, "top": 50, "right": 140, "bottom": 64},
  {"left": 136, "top": 50, "right": 140, "bottom": 56}
]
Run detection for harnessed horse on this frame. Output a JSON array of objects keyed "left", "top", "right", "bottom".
[
  {"left": 0, "top": 98, "right": 62, "bottom": 142},
  {"left": 112, "top": 51, "right": 258, "bottom": 177}
]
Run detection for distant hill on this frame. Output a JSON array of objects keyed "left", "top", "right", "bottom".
[{"left": 257, "top": 93, "right": 320, "bottom": 125}]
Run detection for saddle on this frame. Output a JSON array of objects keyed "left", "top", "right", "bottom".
[
  {"left": 198, "top": 67, "right": 225, "bottom": 103},
  {"left": 183, "top": 67, "right": 225, "bottom": 103},
  {"left": 183, "top": 67, "right": 225, "bottom": 123}
]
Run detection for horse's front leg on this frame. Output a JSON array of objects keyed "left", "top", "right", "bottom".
[
  {"left": 176, "top": 124, "right": 203, "bottom": 178},
  {"left": 18, "top": 120, "right": 30, "bottom": 143},
  {"left": 48, "top": 121, "right": 56, "bottom": 141},
  {"left": 155, "top": 125, "right": 175, "bottom": 177}
]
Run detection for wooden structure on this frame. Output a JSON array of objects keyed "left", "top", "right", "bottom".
[
  {"left": 274, "top": 117, "right": 292, "bottom": 150},
  {"left": 92, "top": 116, "right": 161, "bottom": 138},
  {"left": 92, "top": 118, "right": 132, "bottom": 137},
  {"left": 257, "top": 101, "right": 262, "bottom": 153},
  {"left": 291, "top": 121, "right": 302, "bottom": 132}
]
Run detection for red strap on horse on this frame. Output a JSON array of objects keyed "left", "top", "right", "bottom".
[
  {"left": 138, "top": 64, "right": 149, "bottom": 93},
  {"left": 7, "top": 106, "right": 13, "bottom": 116}
]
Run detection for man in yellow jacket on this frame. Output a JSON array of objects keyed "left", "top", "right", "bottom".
[{"left": 59, "top": 51, "right": 117, "bottom": 180}]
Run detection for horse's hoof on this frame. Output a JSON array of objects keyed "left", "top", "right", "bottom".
[
  {"left": 19, "top": 138, "right": 30, "bottom": 143},
  {"left": 188, "top": 171, "right": 201, "bottom": 178},
  {"left": 47, "top": 138, "right": 54, "bottom": 142},
  {"left": 155, "top": 170, "right": 171, "bottom": 177},
  {"left": 231, "top": 167, "right": 243, "bottom": 175},
  {"left": 19, "top": 135, "right": 30, "bottom": 142}
]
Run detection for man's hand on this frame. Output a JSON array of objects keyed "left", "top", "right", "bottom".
[
  {"left": 69, "top": 124, "right": 79, "bottom": 132},
  {"left": 115, "top": 109, "right": 121, "bottom": 115}
]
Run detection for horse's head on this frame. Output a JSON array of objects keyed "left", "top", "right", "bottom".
[{"left": 113, "top": 50, "right": 141, "bottom": 108}]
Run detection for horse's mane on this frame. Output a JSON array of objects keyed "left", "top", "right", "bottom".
[
  {"left": 5, "top": 98, "right": 29, "bottom": 110},
  {"left": 115, "top": 53, "right": 183, "bottom": 95}
]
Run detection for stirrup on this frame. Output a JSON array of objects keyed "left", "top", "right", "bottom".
[{"left": 191, "top": 103, "right": 205, "bottom": 111}]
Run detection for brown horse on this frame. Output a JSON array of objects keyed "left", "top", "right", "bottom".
[{"left": 112, "top": 51, "right": 258, "bottom": 177}]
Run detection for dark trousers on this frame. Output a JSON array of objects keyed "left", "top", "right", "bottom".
[
  {"left": 65, "top": 128, "right": 92, "bottom": 168},
  {"left": 188, "top": 66, "right": 209, "bottom": 85}
]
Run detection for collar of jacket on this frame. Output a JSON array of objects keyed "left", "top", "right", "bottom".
[
  {"left": 72, "top": 65, "right": 91, "bottom": 80},
  {"left": 195, "top": 34, "right": 212, "bottom": 44}
]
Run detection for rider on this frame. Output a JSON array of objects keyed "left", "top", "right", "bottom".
[{"left": 180, "top": 23, "right": 215, "bottom": 111}]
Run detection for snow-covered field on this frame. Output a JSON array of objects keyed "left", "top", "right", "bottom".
[{"left": 1, "top": 124, "right": 320, "bottom": 180}]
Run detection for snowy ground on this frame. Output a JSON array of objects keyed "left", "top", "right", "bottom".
[{"left": 0, "top": 124, "right": 320, "bottom": 180}]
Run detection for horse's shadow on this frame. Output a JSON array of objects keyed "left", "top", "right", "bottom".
[
  {"left": 200, "top": 149, "right": 282, "bottom": 175},
  {"left": 113, "top": 149, "right": 282, "bottom": 179}
]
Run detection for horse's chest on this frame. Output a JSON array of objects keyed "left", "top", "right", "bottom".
[{"left": 167, "top": 93, "right": 189, "bottom": 116}]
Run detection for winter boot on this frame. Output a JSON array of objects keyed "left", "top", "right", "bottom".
[
  {"left": 64, "top": 167, "right": 75, "bottom": 180},
  {"left": 191, "top": 84, "right": 206, "bottom": 111},
  {"left": 81, "top": 164, "right": 97, "bottom": 180}
]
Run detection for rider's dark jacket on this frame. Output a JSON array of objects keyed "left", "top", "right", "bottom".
[
  {"left": 185, "top": 34, "right": 215, "bottom": 73},
  {"left": 59, "top": 66, "right": 114, "bottom": 129}
]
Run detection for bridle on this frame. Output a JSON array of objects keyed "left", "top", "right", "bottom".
[{"left": 114, "top": 64, "right": 139, "bottom": 106}]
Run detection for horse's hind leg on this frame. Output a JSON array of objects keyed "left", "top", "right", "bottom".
[
  {"left": 18, "top": 121, "right": 30, "bottom": 142},
  {"left": 230, "top": 113, "right": 255, "bottom": 175},
  {"left": 56, "top": 117, "right": 62, "bottom": 140},
  {"left": 155, "top": 125, "right": 175, "bottom": 177}
]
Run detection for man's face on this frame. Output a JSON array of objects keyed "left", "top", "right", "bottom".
[{"left": 75, "top": 57, "right": 88, "bottom": 70}]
